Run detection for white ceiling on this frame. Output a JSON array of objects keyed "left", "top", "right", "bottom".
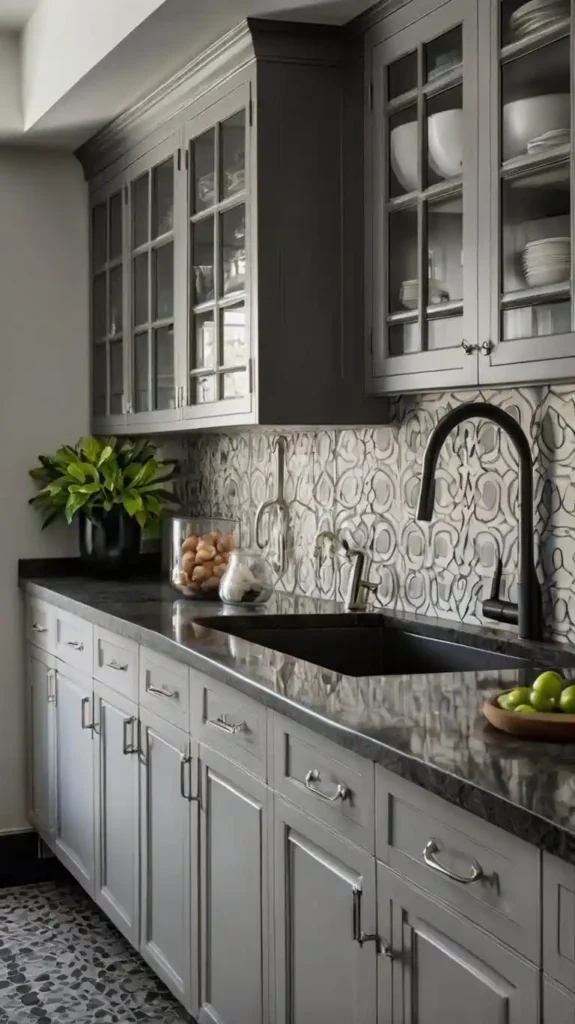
[{"left": 0, "top": 0, "right": 40, "bottom": 29}]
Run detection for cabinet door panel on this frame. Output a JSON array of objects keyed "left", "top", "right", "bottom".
[
  {"left": 27, "top": 648, "right": 56, "bottom": 837},
  {"left": 368, "top": 0, "right": 479, "bottom": 395},
  {"left": 274, "top": 798, "right": 376, "bottom": 1024},
  {"left": 378, "top": 862, "right": 539, "bottom": 1024},
  {"left": 544, "top": 977, "right": 575, "bottom": 1024},
  {"left": 139, "top": 710, "right": 197, "bottom": 1014},
  {"left": 126, "top": 135, "right": 183, "bottom": 429},
  {"left": 94, "top": 681, "right": 139, "bottom": 947},
  {"left": 199, "top": 745, "right": 270, "bottom": 1024},
  {"left": 183, "top": 83, "right": 253, "bottom": 425},
  {"left": 54, "top": 668, "right": 95, "bottom": 893},
  {"left": 543, "top": 852, "right": 575, "bottom": 993},
  {"left": 479, "top": 0, "right": 575, "bottom": 385}
]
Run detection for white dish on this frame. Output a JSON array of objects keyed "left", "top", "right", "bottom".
[
  {"left": 390, "top": 122, "right": 419, "bottom": 193},
  {"left": 524, "top": 265, "right": 570, "bottom": 287},
  {"left": 510, "top": 0, "right": 569, "bottom": 27},
  {"left": 399, "top": 278, "right": 449, "bottom": 309},
  {"left": 503, "top": 94, "right": 570, "bottom": 161},
  {"left": 428, "top": 109, "right": 463, "bottom": 180}
]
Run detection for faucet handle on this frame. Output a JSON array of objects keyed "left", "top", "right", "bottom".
[{"left": 483, "top": 557, "right": 519, "bottom": 627}]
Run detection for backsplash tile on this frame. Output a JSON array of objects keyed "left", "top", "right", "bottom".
[{"left": 170, "top": 384, "right": 575, "bottom": 645}]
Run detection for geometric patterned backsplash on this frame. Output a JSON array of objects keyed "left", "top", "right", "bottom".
[{"left": 170, "top": 383, "right": 575, "bottom": 646}]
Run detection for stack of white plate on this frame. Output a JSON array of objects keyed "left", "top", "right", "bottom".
[
  {"left": 399, "top": 279, "right": 449, "bottom": 310},
  {"left": 510, "top": 0, "right": 570, "bottom": 40},
  {"left": 527, "top": 128, "right": 571, "bottom": 154},
  {"left": 522, "top": 237, "right": 571, "bottom": 287}
]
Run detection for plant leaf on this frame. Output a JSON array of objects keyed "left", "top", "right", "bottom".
[
  {"left": 135, "top": 509, "right": 147, "bottom": 529},
  {"left": 77, "top": 436, "right": 101, "bottom": 463},
  {"left": 122, "top": 491, "right": 143, "bottom": 516},
  {"left": 68, "top": 462, "right": 87, "bottom": 483},
  {"left": 65, "top": 490, "right": 90, "bottom": 524}
]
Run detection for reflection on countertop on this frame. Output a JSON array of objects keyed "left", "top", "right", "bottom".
[{"left": 20, "top": 571, "right": 575, "bottom": 864}]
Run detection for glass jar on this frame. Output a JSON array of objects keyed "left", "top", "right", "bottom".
[
  {"left": 219, "top": 548, "right": 273, "bottom": 606},
  {"left": 168, "top": 517, "right": 239, "bottom": 600}
]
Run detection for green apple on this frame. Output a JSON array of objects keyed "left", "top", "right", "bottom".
[
  {"left": 532, "top": 671, "right": 564, "bottom": 703},
  {"left": 529, "top": 690, "right": 554, "bottom": 712},
  {"left": 506, "top": 687, "right": 532, "bottom": 709},
  {"left": 515, "top": 704, "right": 536, "bottom": 713},
  {"left": 559, "top": 685, "right": 575, "bottom": 714}
]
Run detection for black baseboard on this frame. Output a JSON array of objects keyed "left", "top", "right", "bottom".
[{"left": 0, "top": 831, "right": 71, "bottom": 888}]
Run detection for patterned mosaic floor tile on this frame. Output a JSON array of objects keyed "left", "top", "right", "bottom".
[{"left": 0, "top": 881, "right": 192, "bottom": 1023}]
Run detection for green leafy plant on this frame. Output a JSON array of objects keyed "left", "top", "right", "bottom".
[{"left": 29, "top": 436, "right": 179, "bottom": 531}]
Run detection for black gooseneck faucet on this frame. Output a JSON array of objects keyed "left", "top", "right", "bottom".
[{"left": 415, "top": 402, "right": 543, "bottom": 642}]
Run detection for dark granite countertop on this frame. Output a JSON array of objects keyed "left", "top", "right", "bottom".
[{"left": 20, "top": 569, "right": 575, "bottom": 865}]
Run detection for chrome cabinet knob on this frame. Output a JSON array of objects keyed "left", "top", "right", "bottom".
[{"left": 461, "top": 339, "right": 477, "bottom": 355}]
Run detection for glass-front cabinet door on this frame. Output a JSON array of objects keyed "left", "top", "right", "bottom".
[
  {"left": 126, "top": 135, "right": 183, "bottom": 426},
  {"left": 183, "top": 84, "right": 252, "bottom": 423},
  {"left": 369, "top": 0, "right": 479, "bottom": 394},
  {"left": 91, "top": 177, "right": 127, "bottom": 429},
  {"left": 479, "top": 0, "right": 574, "bottom": 383}
]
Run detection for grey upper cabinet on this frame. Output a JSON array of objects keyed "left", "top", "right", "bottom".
[
  {"left": 378, "top": 861, "right": 540, "bottom": 1024},
  {"left": 367, "top": 0, "right": 480, "bottom": 394},
  {"left": 367, "top": 0, "right": 575, "bottom": 393},
  {"left": 274, "top": 797, "right": 377, "bottom": 1024},
  {"left": 85, "top": 20, "right": 385, "bottom": 434},
  {"left": 478, "top": 0, "right": 575, "bottom": 385},
  {"left": 198, "top": 744, "right": 270, "bottom": 1024},
  {"left": 91, "top": 174, "right": 128, "bottom": 432}
]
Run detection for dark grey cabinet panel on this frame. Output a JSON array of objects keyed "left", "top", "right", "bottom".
[
  {"left": 378, "top": 861, "right": 539, "bottom": 1024},
  {"left": 198, "top": 744, "right": 271, "bottom": 1024},
  {"left": 274, "top": 797, "right": 377, "bottom": 1024},
  {"left": 543, "top": 852, "right": 575, "bottom": 994},
  {"left": 544, "top": 976, "right": 575, "bottom": 1024}
]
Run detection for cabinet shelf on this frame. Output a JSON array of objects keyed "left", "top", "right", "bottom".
[
  {"left": 387, "top": 177, "right": 462, "bottom": 211},
  {"left": 501, "top": 146, "right": 570, "bottom": 183},
  {"left": 386, "top": 64, "right": 463, "bottom": 116},
  {"left": 500, "top": 17, "right": 570, "bottom": 64},
  {"left": 501, "top": 282, "right": 571, "bottom": 310},
  {"left": 388, "top": 299, "right": 463, "bottom": 324}
]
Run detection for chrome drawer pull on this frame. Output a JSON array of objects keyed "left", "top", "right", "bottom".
[
  {"left": 148, "top": 684, "right": 178, "bottom": 700},
  {"left": 423, "top": 840, "right": 484, "bottom": 884},
  {"left": 107, "top": 658, "right": 129, "bottom": 672},
  {"left": 80, "top": 696, "right": 94, "bottom": 730},
  {"left": 47, "top": 669, "right": 56, "bottom": 704},
  {"left": 32, "top": 622, "right": 48, "bottom": 633},
  {"left": 208, "top": 714, "right": 245, "bottom": 735},
  {"left": 179, "top": 754, "right": 199, "bottom": 802},
  {"left": 66, "top": 641, "right": 84, "bottom": 651},
  {"left": 305, "top": 769, "right": 349, "bottom": 803}
]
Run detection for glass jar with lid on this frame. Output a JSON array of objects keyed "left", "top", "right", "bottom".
[{"left": 219, "top": 548, "right": 273, "bottom": 606}]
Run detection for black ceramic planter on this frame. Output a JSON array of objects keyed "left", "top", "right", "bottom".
[{"left": 79, "top": 511, "right": 142, "bottom": 579}]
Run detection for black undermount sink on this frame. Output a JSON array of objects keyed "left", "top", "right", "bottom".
[{"left": 203, "top": 615, "right": 535, "bottom": 678}]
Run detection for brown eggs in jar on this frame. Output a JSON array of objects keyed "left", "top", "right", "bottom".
[{"left": 179, "top": 529, "right": 235, "bottom": 593}]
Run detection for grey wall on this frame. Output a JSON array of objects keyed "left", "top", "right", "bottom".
[
  {"left": 173, "top": 383, "right": 575, "bottom": 647},
  {"left": 0, "top": 149, "right": 89, "bottom": 832}
]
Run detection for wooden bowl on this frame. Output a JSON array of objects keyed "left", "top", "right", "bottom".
[{"left": 484, "top": 691, "right": 575, "bottom": 741}]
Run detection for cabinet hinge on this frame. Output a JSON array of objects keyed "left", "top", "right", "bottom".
[
  {"left": 249, "top": 98, "right": 254, "bottom": 127},
  {"left": 369, "top": 81, "right": 373, "bottom": 111},
  {"left": 177, "top": 148, "right": 181, "bottom": 171},
  {"left": 185, "top": 148, "right": 189, "bottom": 171},
  {"left": 124, "top": 184, "right": 128, "bottom": 205}
]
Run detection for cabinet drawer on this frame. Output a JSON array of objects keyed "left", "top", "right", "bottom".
[
  {"left": 25, "top": 598, "right": 55, "bottom": 652},
  {"left": 375, "top": 767, "right": 540, "bottom": 962},
  {"left": 191, "top": 671, "right": 267, "bottom": 780},
  {"left": 54, "top": 609, "right": 93, "bottom": 674},
  {"left": 543, "top": 853, "right": 575, "bottom": 992},
  {"left": 139, "top": 648, "right": 189, "bottom": 728},
  {"left": 271, "top": 714, "right": 375, "bottom": 853},
  {"left": 93, "top": 627, "right": 138, "bottom": 699}
]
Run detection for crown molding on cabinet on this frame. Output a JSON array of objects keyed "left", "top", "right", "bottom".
[{"left": 76, "top": 17, "right": 344, "bottom": 181}]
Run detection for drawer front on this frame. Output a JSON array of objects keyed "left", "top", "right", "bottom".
[
  {"left": 93, "top": 627, "right": 138, "bottom": 699},
  {"left": 191, "top": 670, "right": 267, "bottom": 780},
  {"left": 54, "top": 609, "right": 93, "bottom": 674},
  {"left": 375, "top": 767, "right": 539, "bottom": 962},
  {"left": 26, "top": 598, "right": 55, "bottom": 652},
  {"left": 139, "top": 648, "right": 189, "bottom": 727},
  {"left": 271, "top": 714, "right": 375, "bottom": 853},
  {"left": 543, "top": 854, "right": 575, "bottom": 993}
]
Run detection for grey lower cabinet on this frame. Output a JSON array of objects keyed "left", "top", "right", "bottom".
[
  {"left": 543, "top": 977, "right": 575, "bottom": 1023},
  {"left": 273, "top": 796, "right": 377, "bottom": 1024},
  {"left": 53, "top": 664, "right": 95, "bottom": 894},
  {"left": 198, "top": 743, "right": 271, "bottom": 1024},
  {"left": 377, "top": 861, "right": 539, "bottom": 1024},
  {"left": 93, "top": 679, "right": 139, "bottom": 947},
  {"left": 27, "top": 645, "right": 56, "bottom": 839},
  {"left": 139, "top": 709, "right": 198, "bottom": 1015}
]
